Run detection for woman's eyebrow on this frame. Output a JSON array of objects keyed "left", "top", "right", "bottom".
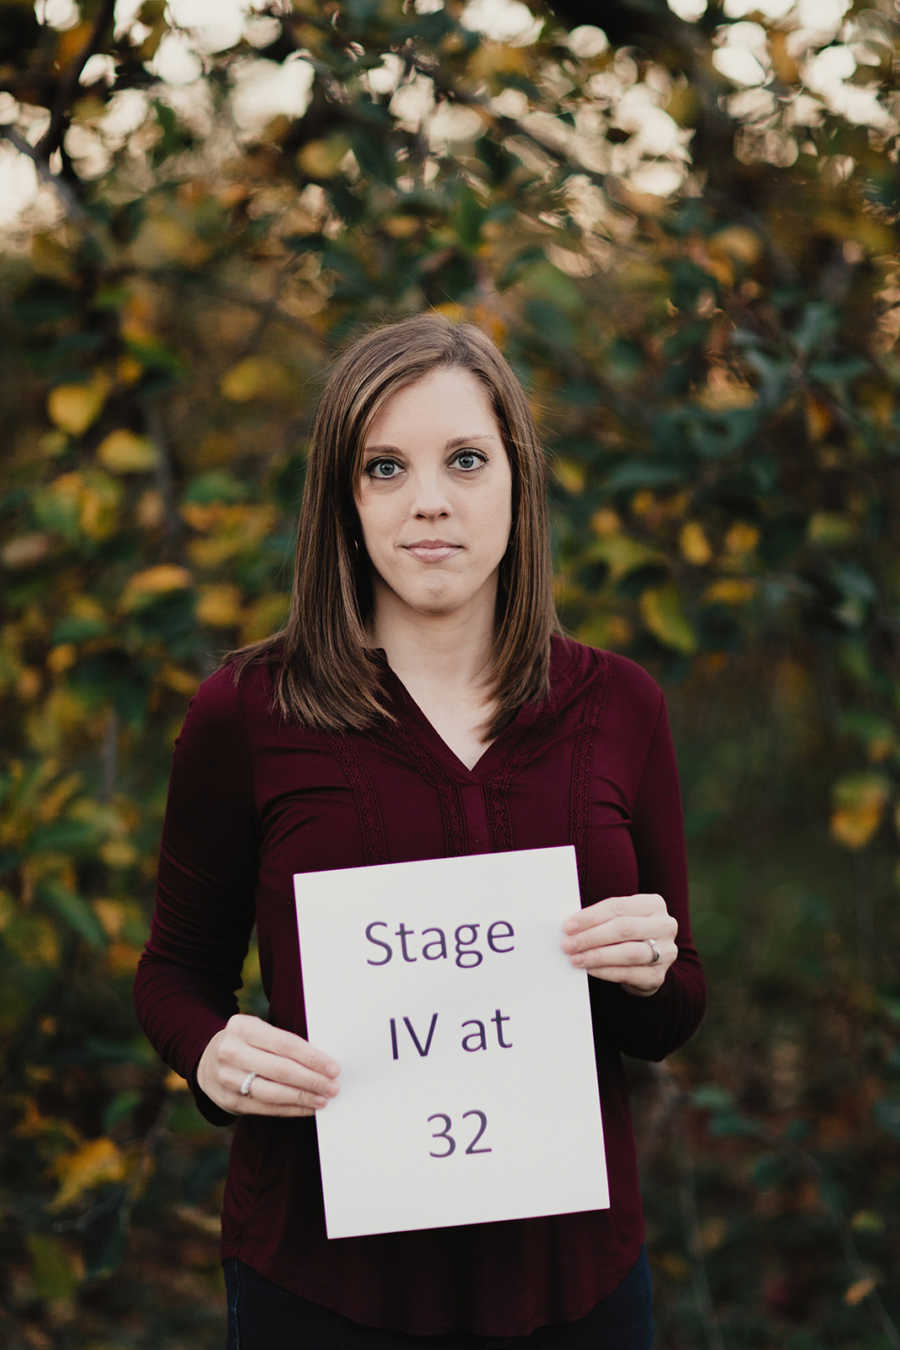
[{"left": 363, "top": 433, "right": 500, "bottom": 454}]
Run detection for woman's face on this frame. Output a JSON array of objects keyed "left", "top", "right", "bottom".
[{"left": 354, "top": 366, "right": 513, "bottom": 629}]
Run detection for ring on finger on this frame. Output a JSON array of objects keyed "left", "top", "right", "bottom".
[
  {"left": 239, "top": 1070, "right": 258, "bottom": 1097},
  {"left": 644, "top": 938, "right": 660, "bottom": 966}
]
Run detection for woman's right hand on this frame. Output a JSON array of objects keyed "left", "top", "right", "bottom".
[{"left": 195, "top": 1013, "right": 341, "bottom": 1117}]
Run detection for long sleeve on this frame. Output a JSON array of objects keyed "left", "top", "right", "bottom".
[
  {"left": 589, "top": 688, "right": 706, "bottom": 1061},
  {"left": 134, "top": 666, "right": 258, "bottom": 1121}
]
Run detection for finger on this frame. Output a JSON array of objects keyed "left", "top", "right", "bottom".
[
  {"left": 225, "top": 1071, "right": 334, "bottom": 1112},
  {"left": 217, "top": 1040, "right": 340, "bottom": 1100},
  {"left": 230, "top": 1016, "right": 340, "bottom": 1078},
  {"left": 232, "top": 1096, "right": 319, "bottom": 1118},
  {"left": 570, "top": 939, "right": 678, "bottom": 971},
  {"left": 562, "top": 914, "right": 674, "bottom": 955},
  {"left": 562, "top": 893, "right": 666, "bottom": 934},
  {"left": 242, "top": 1049, "right": 341, "bottom": 1099}
]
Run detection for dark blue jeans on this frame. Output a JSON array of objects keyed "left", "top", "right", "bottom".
[{"left": 224, "top": 1247, "right": 653, "bottom": 1349}]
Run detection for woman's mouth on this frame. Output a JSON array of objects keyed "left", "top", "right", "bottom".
[{"left": 402, "top": 541, "right": 463, "bottom": 563}]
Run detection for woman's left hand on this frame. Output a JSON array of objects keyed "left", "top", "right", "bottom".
[{"left": 561, "top": 893, "right": 678, "bottom": 996}]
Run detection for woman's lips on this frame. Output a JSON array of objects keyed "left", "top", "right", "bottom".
[{"left": 402, "top": 541, "right": 462, "bottom": 563}]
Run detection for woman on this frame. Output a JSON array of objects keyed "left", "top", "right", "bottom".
[{"left": 135, "top": 314, "right": 705, "bottom": 1348}]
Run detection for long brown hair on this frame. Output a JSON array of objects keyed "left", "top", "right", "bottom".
[{"left": 231, "top": 314, "right": 560, "bottom": 736}]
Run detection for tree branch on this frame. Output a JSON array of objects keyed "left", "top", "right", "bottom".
[
  {"left": 35, "top": 0, "right": 117, "bottom": 161},
  {"left": 0, "top": 123, "right": 88, "bottom": 223}
]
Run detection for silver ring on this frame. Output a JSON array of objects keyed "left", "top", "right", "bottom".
[
  {"left": 239, "top": 1071, "right": 258, "bottom": 1097},
  {"left": 645, "top": 938, "right": 660, "bottom": 966}
]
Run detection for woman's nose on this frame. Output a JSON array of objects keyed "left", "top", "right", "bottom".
[{"left": 410, "top": 468, "right": 451, "bottom": 519}]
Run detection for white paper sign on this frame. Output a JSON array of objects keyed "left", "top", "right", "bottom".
[{"left": 294, "top": 845, "right": 609, "bottom": 1239}]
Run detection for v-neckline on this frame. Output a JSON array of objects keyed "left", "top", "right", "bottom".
[{"left": 377, "top": 658, "right": 520, "bottom": 781}]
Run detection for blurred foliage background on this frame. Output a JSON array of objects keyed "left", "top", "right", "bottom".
[{"left": 1, "top": 0, "right": 899, "bottom": 1345}]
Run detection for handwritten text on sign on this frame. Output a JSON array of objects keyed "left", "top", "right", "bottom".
[{"left": 294, "top": 846, "right": 609, "bottom": 1239}]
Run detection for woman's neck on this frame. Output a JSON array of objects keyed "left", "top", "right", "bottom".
[{"left": 370, "top": 596, "right": 495, "bottom": 699}]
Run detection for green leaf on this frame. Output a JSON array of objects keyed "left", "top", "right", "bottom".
[
  {"left": 753, "top": 1152, "right": 791, "bottom": 1187},
  {"left": 26, "top": 1233, "right": 80, "bottom": 1302},
  {"left": 183, "top": 471, "right": 248, "bottom": 505},
  {"left": 37, "top": 879, "right": 106, "bottom": 948},
  {"left": 640, "top": 583, "right": 698, "bottom": 654},
  {"left": 28, "top": 819, "right": 103, "bottom": 856},
  {"left": 873, "top": 1098, "right": 900, "bottom": 1139},
  {"left": 691, "top": 1085, "right": 734, "bottom": 1111},
  {"left": 52, "top": 615, "right": 108, "bottom": 643},
  {"left": 602, "top": 460, "right": 686, "bottom": 493}
]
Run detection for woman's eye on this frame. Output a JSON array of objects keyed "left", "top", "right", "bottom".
[
  {"left": 366, "top": 459, "right": 401, "bottom": 479},
  {"left": 452, "top": 450, "right": 485, "bottom": 471}
]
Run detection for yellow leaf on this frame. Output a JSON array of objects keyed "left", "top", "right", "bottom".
[
  {"left": 769, "top": 30, "right": 800, "bottom": 84},
  {"left": 107, "top": 941, "right": 141, "bottom": 975},
  {"left": 830, "top": 774, "right": 890, "bottom": 850},
  {"left": 470, "top": 41, "right": 530, "bottom": 80},
  {"left": 436, "top": 302, "right": 467, "bottom": 322},
  {"left": 197, "top": 583, "right": 243, "bottom": 628},
  {"left": 639, "top": 584, "right": 697, "bottom": 654},
  {"left": 2, "top": 533, "right": 53, "bottom": 569},
  {"left": 51, "top": 1137, "right": 125, "bottom": 1210},
  {"left": 17, "top": 668, "right": 42, "bottom": 700},
  {"left": 724, "top": 521, "right": 759, "bottom": 555},
  {"left": 680, "top": 521, "right": 713, "bottom": 566},
  {"left": 136, "top": 489, "right": 166, "bottom": 530},
  {"left": 68, "top": 595, "right": 105, "bottom": 623},
  {"left": 160, "top": 663, "right": 200, "bottom": 696},
  {"left": 220, "top": 357, "right": 293, "bottom": 403},
  {"left": 93, "top": 899, "right": 124, "bottom": 940},
  {"left": 130, "top": 216, "right": 209, "bottom": 268},
  {"left": 807, "top": 512, "right": 857, "bottom": 546},
  {"left": 56, "top": 22, "right": 94, "bottom": 69},
  {"left": 241, "top": 593, "right": 291, "bottom": 643},
  {"left": 97, "top": 429, "right": 159, "bottom": 473},
  {"left": 100, "top": 839, "right": 138, "bottom": 868},
  {"left": 696, "top": 378, "right": 756, "bottom": 411},
  {"left": 79, "top": 472, "right": 123, "bottom": 541},
  {"left": 47, "top": 372, "right": 110, "bottom": 436},
  {"left": 844, "top": 1276, "right": 876, "bottom": 1306},
  {"left": 174, "top": 1202, "right": 220, "bottom": 1235},
  {"left": 805, "top": 395, "right": 832, "bottom": 442},
  {"left": 181, "top": 502, "right": 225, "bottom": 532},
  {"left": 590, "top": 534, "right": 664, "bottom": 581},
  {"left": 590, "top": 508, "right": 621, "bottom": 537},
  {"left": 187, "top": 506, "right": 279, "bottom": 567},
  {"left": 666, "top": 85, "right": 698, "bottom": 127},
  {"left": 39, "top": 430, "right": 69, "bottom": 457},
  {"left": 296, "top": 134, "right": 351, "bottom": 179},
  {"left": 116, "top": 355, "right": 143, "bottom": 385},
  {"left": 709, "top": 226, "right": 762, "bottom": 266},
  {"left": 703, "top": 578, "right": 756, "bottom": 605},
  {"left": 30, "top": 233, "right": 75, "bottom": 281},
  {"left": 576, "top": 614, "right": 633, "bottom": 649},
  {"left": 382, "top": 214, "right": 420, "bottom": 240},
  {"left": 47, "top": 645, "right": 76, "bottom": 675},
  {"left": 121, "top": 565, "right": 192, "bottom": 610},
  {"left": 470, "top": 303, "right": 508, "bottom": 348},
  {"left": 553, "top": 458, "right": 586, "bottom": 494}
]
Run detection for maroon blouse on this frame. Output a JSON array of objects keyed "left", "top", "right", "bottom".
[{"left": 134, "top": 636, "right": 705, "bottom": 1336}]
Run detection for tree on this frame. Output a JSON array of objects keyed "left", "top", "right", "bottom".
[{"left": 1, "top": 1, "right": 898, "bottom": 1344}]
